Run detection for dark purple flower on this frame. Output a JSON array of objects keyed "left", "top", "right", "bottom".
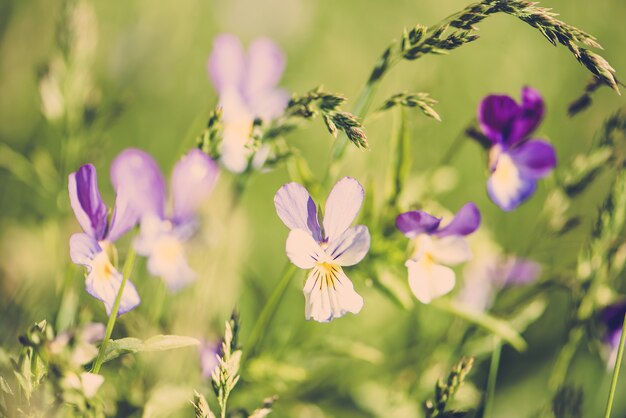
[
  {"left": 601, "top": 300, "right": 626, "bottom": 367},
  {"left": 395, "top": 203, "right": 481, "bottom": 303},
  {"left": 478, "top": 87, "right": 557, "bottom": 211},
  {"left": 68, "top": 164, "right": 141, "bottom": 316},
  {"left": 111, "top": 149, "right": 219, "bottom": 291}
]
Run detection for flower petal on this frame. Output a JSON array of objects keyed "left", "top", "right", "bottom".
[
  {"left": 106, "top": 189, "right": 140, "bottom": 242},
  {"left": 68, "top": 164, "right": 108, "bottom": 240},
  {"left": 509, "top": 140, "right": 556, "bottom": 179},
  {"left": 303, "top": 265, "right": 363, "bottom": 322},
  {"left": 435, "top": 202, "right": 481, "bottom": 237},
  {"left": 478, "top": 94, "right": 519, "bottom": 144},
  {"left": 172, "top": 149, "right": 219, "bottom": 222},
  {"left": 220, "top": 126, "right": 252, "bottom": 173},
  {"left": 395, "top": 211, "right": 441, "bottom": 238},
  {"left": 274, "top": 183, "right": 322, "bottom": 241},
  {"left": 323, "top": 177, "right": 364, "bottom": 242},
  {"left": 487, "top": 153, "right": 536, "bottom": 211},
  {"left": 406, "top": 258, "right": 456, "bottom": 304},
  {"left": 208, "top": 34, "right": 246, "bottom": 93},
  {"left": 110, "top": 148, "right": 166, "bottom": 219},
  {"left": 501, "top": 257, "right": 541, "bottom": 286},
  {"left": 244, "top": 37, "right": 286, "bottom": 102},
  {"left": 427, "top": 236, "right": 472, "bottom": 265},
  {"left": 249, "top": 88, "right": 290, "bottom": 122},
  {"left": 69, "top": 233, "right": 101, "bottom": 267},
  {"left": 327, "top": 225, "right": 370, "bottom": 266},
  {"left": 85, "top": 252, "right": 140, "bottom": 316},
  {"left": 146, "top": 236, "right": 197, "bottom": 292},
  {"left": 508, "top": 87, "right": 545, "bottom": 145},
  {"left": 286, "top": 229, "right": 326, "bottom": 269}
]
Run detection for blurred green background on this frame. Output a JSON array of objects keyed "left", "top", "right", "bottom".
[{"left": 0, "top": 0, "right": 625, "bottom": 416}]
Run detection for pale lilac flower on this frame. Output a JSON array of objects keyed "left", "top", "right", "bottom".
[
  {"left": 68, "top": 164, "right": 140, "bottom": 316},
  {"left": 63, "top": 372, "right": 104, "bottom": 399},
  {"left": 111, "top": 149, "right": 219, "bottom": 291},
  {"left": 274, "top": 177, "right": 370, "bottom": 322},
  {"left": 459, "top": 254, "right": 541, "bottom": 311},
  {"left": 478, "top": 87, "right": 557, "bottom": 211},
  {"left": 396, "top": 203, "right": 481, "bottom": 303},
  {"left": 600, "top": 301, "right": 626, "bottom": 369},
  {"left": 208, "top": 33, "right": 289, "bottom": 173},
  {"left": 199, "top": 340, "right": 221, "bottom": 379}
]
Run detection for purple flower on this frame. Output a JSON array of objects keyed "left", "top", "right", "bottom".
[
  {"left": 274, "top": 177, "right": 370, "bottom": 322},
  {"left": 199, "top": 340, "right": 221, "bottom": 379},
  {"left": 68, "top": 164, "right": 141, "bottom": 316},
  {"left": 396, "top": 203, "right": 481, "bottom": 303},
  {"left": 208, "top": 34, "right": 289, "bottom": 173},
  {"left": 478, "top": 87, "right": 557, "bottom": 211},
  {"left": 459, "top": 254, "right": 541, "bottom": 311},
  {"left": 601, "top": 301, "right": 626, "bottom": 368},
  {"left": 111, "top": 149, "right": 219, "bottom": 291}
]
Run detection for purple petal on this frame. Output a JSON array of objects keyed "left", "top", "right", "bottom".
[
  {"left": 199, "top": 341, "right": 221, "bottom": 379},
  {"left": 69, "top": 233, "right": 101, "bottom": 267},
  {"left": 487, "top": 170, "right": 536, "bottom": 211},
  {"left": 68, "top": 164, "right": 108, "bottom": 240},
  {"left": 244, "top": 37, "right": 286, "bottom": 102},
  {"left": 110, "top": 148, "right": 166, "bottom": 219},
  {"left": 601, "top": 301, "right": 626, "bottom": 337},
  {"left": 274, "top": 182, "right": 322, "bottom": 241},
  {"left": 172, "top": 149, "right": 219, "bottom": 222},
  {"left": 509, "top": 140, "right": 557, "bottom": 179},
  {"left": 208, "top": 34, "right": 246, "bottom": 93},
  {"left": 508, "top": 87, "right": 545, "bottom": 145},
  {"left": 395, "top": 211, "right": 441, "bottom": 238},
  {"left": 106, "top": 190, "right": 140, "bottom": 242},
  {"left": 327, "top": 225, "right": 370, "bottom": 266},
  {"left": 435, "top": 202, "right": 481, "bottom": 238},
  {"left": 478, "top": 94, "right": 519, "bottom": 144},
  {"left": 323, "top": 177, "right": 364, "bottom": 242},
  {"left": 502, "top": 257, "right": 541, "bottom": 286},
  {"left": 249, "top": 88, "right": 290, "bottom": 122}
]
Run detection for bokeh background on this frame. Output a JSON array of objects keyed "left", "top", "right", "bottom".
[{"left": 1, "top": 0, "right": 625, "bottom": 416}]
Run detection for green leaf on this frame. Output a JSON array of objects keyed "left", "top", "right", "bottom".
[
  {"left": 431, "top": 299, "right": 527, "bottom": 352},
  {"left": 102, "top": 335, "right": 200, "bottom": 363}
]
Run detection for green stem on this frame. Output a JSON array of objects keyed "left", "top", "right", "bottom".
[
  {"left": 244, "top": 264, "right": 298, "bottom": 363},
  {"left": 484, "top": 338, "right": 502, "bottom": 418},
  {"left": 603, "top": 314, "right": 626, "bottom": 418},
  {"left": 431, "top": 298, "right": 527, "bottom": 352},
  {"left": 91, "top": 247, "right": 137, "bottom": 374}
]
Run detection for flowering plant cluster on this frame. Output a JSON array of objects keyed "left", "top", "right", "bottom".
[{"left": 1, "top": 1, "right": 626, "bottom": 417}]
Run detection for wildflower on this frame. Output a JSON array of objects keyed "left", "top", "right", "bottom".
[
  {"left": 49, "top": 323, "right": 105, "bottom": 367},
  {"left": 63, "top": 372, "right": 104, "bottom": 399},
  {"left": 478, "top": 87, "right": 557, "bottom": 211},
  {"left": 396, "top": 203, "right": 481, "bottom": 304},
  {"left": 208, "top": 33, "right": 289, "bottom": 173},
  {"left": 600, "top": 300, "right": 626, "bottom": 369},
  {"left": 111, "top": 148, "right": 219, "bottom": 291},
  {"left": 199, "top": 340, "right": 221, "bottom": 379},
  {"left": 68, "top": 164, "right": 140, "bottom": 316},
  {"left": 274, "top": 177, "right": 370, "bottom": 322},
  {"left": 459, "top": 252, "right": 541, "bottom": 311}
]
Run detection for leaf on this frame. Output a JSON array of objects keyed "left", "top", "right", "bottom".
[{"left": 103, "top": 335, "right": 200, "bottom": 363}]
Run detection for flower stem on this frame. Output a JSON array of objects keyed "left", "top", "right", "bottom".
[
  {"left": 91, "top": 247, "right": 136, "bottom": 374},
  {"left": 243, "top": 264, "right": 298, "bottom": 363},
  {"left": 484, "top": 337, "right": 502, "bottom": 418},
  {"left": 603, "top": 314, "right": 626, "bottom": 418}
]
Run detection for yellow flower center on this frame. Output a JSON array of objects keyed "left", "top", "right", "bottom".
[
  {"left": 91, "top": 251, "right": 117, "bottom": 282},
  {"left": 153, "top": 235, "right": 185, "bottom": 266},
  {"left": 313, "top": 262, "right": 342, "bottom": 289}
]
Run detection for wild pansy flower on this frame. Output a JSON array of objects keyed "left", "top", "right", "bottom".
[
  {"left": 199, "top": 340, "right": 221, "bottom": 379},
  {"left": 68, "top": 164, "right": 141, "bottom": 316},
  {"left": 111, "top": 148, "right": 219, "bottom": 291},
  {"left": 274, "top": 177, "right": 370, "bottom": 322},
  {"left": 600, "top": 300, "right": 626, "bottom": 368},
  {"left": 459, "top": 253, "right": 541, "bottom": 311},
  {"left": 396, "top": 203, "right": 481, "bottom": 304},
  {"left": 208, "top": 33, "right": 289, "bottom": 173},
  {"left": 478, "top": 87, "right": 557, "bottom": 211}
]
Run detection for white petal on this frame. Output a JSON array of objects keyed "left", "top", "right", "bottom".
[
  {"left": 327, "top": 225, "right": 370, "bottom": 266},
  {"left": 427, "top": 236, "right": 472, "bottom": 266},
  {"left": 406, "top": 258, "right": 456, "bottom": 304},
  {"left": 134, "top": 214, "right": 165, "bottom": 256},
  {"left": 286, "top": 229, "right": 326, "bottom": 269},
  {"left": 85, "top": 252, "right": 140, "bottom": 316},
  {"left": 323, "top": 177, "right": 364, "bottom": 241},
  {"left": 80, "top": 372, "right": 104, "bottom": 398},
  {"left": 146, "top": 235, "right": 196, "bottom": 292},
  {"left": 303, "top": 265, "right": 363, "bottom": 322}
]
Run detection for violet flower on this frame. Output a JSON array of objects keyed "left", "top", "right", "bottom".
[
  {"left": 396, "top": 203, "right": 481, "bottom": 303},
  {"left": 600, "top": 300, "right": 626, "bottom": 368},
  {"left": 274, "top": 177, "right": 370, "bottom": 322},
  {"left": 208, "top": 33, "right": 289, "bottom": 173},
  {"left": 68, "top": 164, "right": 140, "bottom": 316},
  {"left": 478, "top": 87, "right": 557, "bottom": 211},
  {"left": 199, "top": 340, "right": 221, "bottom": 380},
  {"left": 111, "top": 149, "right": 219, "bottom": 291}
]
